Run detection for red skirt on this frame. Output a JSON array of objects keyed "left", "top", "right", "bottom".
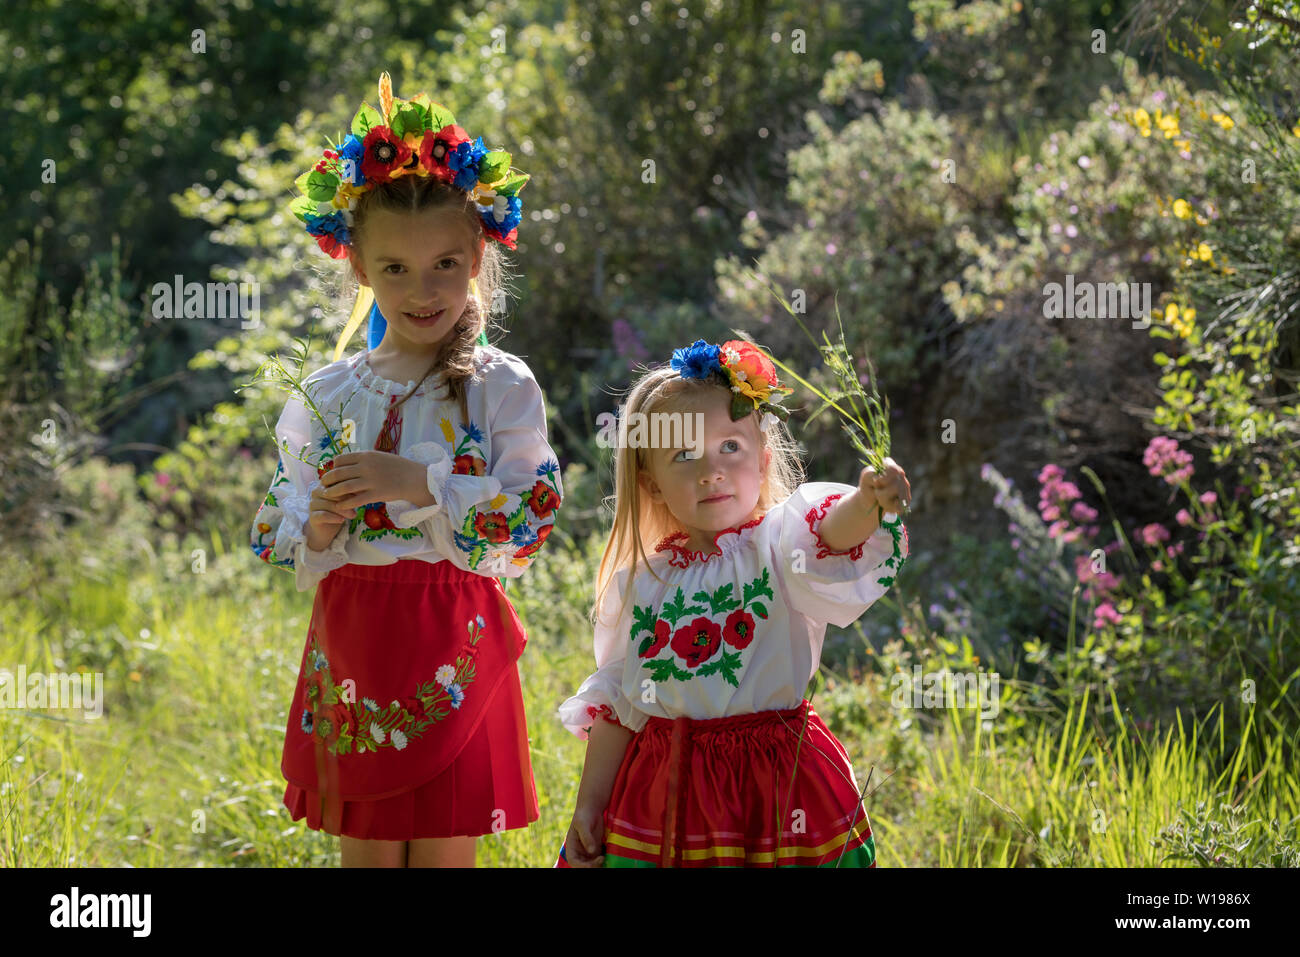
[
  {"left": 280, "top": 558, "right": 539, "bottom": 841},
  {"left": 556, "top": 700, "right": 877, "bottom": 867}
]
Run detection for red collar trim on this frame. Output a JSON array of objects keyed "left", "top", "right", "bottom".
[{"left": 653, "top": 515, "right": 766, "bottom": 568}]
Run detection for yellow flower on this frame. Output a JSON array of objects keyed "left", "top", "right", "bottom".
[
  {"left": 488, "top": 493, "right": 508, "bottom": 509},
  {"left": 1292, "top": 122, "right": 1300, "bottom": 138},
  {"left": 1211, "top": 112, "right": 1234, "bottom": 130},
  {"left": 1164, "top": 302, "right": 1179, "bottom": 323},
  {"left": 1172, "top": 199, "right": 1192, "bottom": 219},
  {"left": 1196, "top": 242, "right": 1213, "bottom": 261},
  {"left": 1174, "top": 138, "right": 1191, "bottom": 152},
  {"left": 1155, "top": 109, "right": 1180, "bottom": 139},
  {"left": 1183, "top": 306, "right": 1196, "bottom": 323},
  {"left": 440, "top": 417, "right": 455, "bottom": 443}
]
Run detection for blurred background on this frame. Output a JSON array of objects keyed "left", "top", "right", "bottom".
[{"left": 1, "top": 0, "right": 1297, "bottom": 867}]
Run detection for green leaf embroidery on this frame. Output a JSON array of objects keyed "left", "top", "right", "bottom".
[
  {"left": 750, "top": 601, "right": 769, "bottom": 620},
  {"left": 660, "top": 587, "right": 705, "bottom": 627},
  {"left": 631, "top": 603, "right": 657, "bottom": 643},
  {"left": 696, "top": 650, "right": 743, "bottom": 687},
  {"left": 645, "top": 657, "right": 693, "bottom": 683},
  {"left": 693, "top": 583, "right": 740, "bottom": 616},
  {"left": 742, "top": 566, "right": 774, "bottom": 607}
]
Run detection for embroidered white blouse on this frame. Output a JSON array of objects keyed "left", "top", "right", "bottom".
[
  {"left": 556, "top": 482, "right": 908, "bottom": 737},
  {"left": 250, "top": 345, "right": 563, "bottom": 592}
]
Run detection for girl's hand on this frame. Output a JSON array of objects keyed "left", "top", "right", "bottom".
[
  {"left": 318, "top": 451, "right": 429, "bottom": 509},
  {"left": 563, "top": 804, "right": 607, "bottom": 868},
  {"left": 861, "top": 456, "right": 911, "bottom": 515},
  {"left": 305, "top": 484, "right": 353, "bottom": 551}
]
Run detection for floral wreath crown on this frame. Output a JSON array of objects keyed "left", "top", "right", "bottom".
[
  {"left": 669, "top": 339, "right": 794, "bottom": 427},
  {"left": 290, "top": 71, "right": 530, "bottom": 260}
]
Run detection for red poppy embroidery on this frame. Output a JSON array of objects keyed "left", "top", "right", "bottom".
[
  {"left": 527, "top": 480, "right": 561, "bottom": 519},
  {"left": 722, "top": 608, "right": 757, "bottom": 649},
  {"left": 639, "top": 619, "right": 671, "bottom": 659},
  {"left": 671, "top": 616, "right": 723, "bottom": 668},
  {"left": 805, "top": 493, "right": 865, "bottom": 560},
  {"left": 473, "top": 511, "right": 511, "bottom": 543},
  {"left": 513, "top": 522, "right": 553, "bottom": 560},
  {"left": 453, "top": 453, "right": 487, "bottom": 476}
]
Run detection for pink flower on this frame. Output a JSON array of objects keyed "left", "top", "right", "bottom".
[
  {"left": 1041, "top": 504, "right": 1062, "bottom": 522},
  {"left": 1093, "top": 603, "right": 1122, "bottom": 629},
  {"left": 1071, "top": 502, "right": 1099, "bottom": 523},
  {"left": 1139, "top": 523, "right": 1171, "bottom": 547},
  {"left": 1175, "top": 509, "right": 1192, "bottom": 526},
  {"left": 1152, "top": 560, "right": 1164, "bottom": 572},
  {"left": 1199, "top": 491, "right": 1217, "bottom": 506},
  {"left": 1047, "top": 520, "right": 1070, "bottom": 540},
  {"left": 1037, "top": 464, "right": 1065, "bottom": 484},
  {"left": 156, "top": 473, "right": 171, "bottom": 487}
]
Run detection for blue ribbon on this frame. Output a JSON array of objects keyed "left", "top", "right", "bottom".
[{"left": 366, "top": 300, "right": 387, "bottom": 350}]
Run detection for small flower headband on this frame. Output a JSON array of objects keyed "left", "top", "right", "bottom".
[
  {"left": 290, "top": 72, "right": 530, "bottom": 259},
  {"left": 669, "top": 339, "right": 794, "bottom": 425}
]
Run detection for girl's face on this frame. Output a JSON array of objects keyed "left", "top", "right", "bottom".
[
  {"left": 349, "top": 205, "right": 485, "bottom": 353},
  {"left": 640, "top": 388, "right": 771, "bottom": 553}
]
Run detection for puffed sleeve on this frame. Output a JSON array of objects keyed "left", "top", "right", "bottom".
[
  {"left": 763, "top": 481, "right": 909, "bottom": 628},
  {"left": 557, "top": 570, "right": 648, "bottom": 738},
  {"left": 249, "top": 394, "right": 351, "bottom": 593},
  {"left": 385, "top": 357, "right": 563, "bottom": 578}
]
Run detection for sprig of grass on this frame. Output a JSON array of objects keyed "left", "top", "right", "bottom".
[
  {"left": 236, "top": 335, "right": 360, "bottom": 470},
  {"left": 749, "top": 271, "right": 892, "bottom": 474}
]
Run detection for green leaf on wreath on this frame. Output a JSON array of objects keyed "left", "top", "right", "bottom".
[
  {"left": 492, "top": 172, "right": 530, "bottom": 196},
  {"left": 477, "top": 149, "right": 511, "bottom": 183},
  {"left": 351, "top": 104, "right": 384, "bottom": 138},
  {"left": 305, "top": 169, "right": 339, "bottom": 201}
]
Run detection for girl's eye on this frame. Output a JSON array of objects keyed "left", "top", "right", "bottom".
[
  {"left": 440, "top": 258, "right": 458, "bottom": 268},
  {"left": 722, "top": 439, "right": 740, "bottom": 452},
  {"left": 673, "top": 449, "right": 700, "bottom": 462},
  {"left": 384, "top": 264, "right": 404, "bottom": 274}
]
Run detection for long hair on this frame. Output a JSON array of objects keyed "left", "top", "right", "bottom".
[
  {"left": 343, "top": 176, "right": 510, "bottom": 423},
  {"left": 593, "top": 368, "right": 804, "bottom": 626}
]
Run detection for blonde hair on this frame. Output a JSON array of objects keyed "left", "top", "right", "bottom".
[
  {"left": 593, "top": 367, "right": 804, "bottom": 625},
  {"left": 344, "top": 175, "right": 511, "bottom": 423}
]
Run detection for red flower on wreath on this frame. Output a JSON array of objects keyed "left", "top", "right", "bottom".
[
  {"left": 722, "top": 608, "right": 757, "bottom": 650},
  {"left": 640, "top": 619, "right": 672, "bottom": 659},
  {"left": 527, "top": 480, "right": 561, "bottom": 519},
  {"left": 453, "top": 453, "right": 487, "bottom": 476},
  {"left": 513, "top": 521, "right": 552, "bottom": 559},
  {"left": 474, "top": 511, "right": 511, "bottom": 543},
  {"left": 304, "top": 671, "right": 326, "bottom": 707},
  {"left": 419, "top": 124, "right": 471, "bottom": 183},
  {"left": 361, "top": 126, "right": 412, "bottom": 184},
  {"left": 403, "top": 695, "right": 427, "bottom": 721},
  {"left": 671, "top": 616, "right": 722, "bottom": 669}
]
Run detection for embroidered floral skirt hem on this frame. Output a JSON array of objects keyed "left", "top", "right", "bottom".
[
  {"left": 280, "top": 558, "right": 539, "bottom": 841},
  {"left": 556, "top": 700, "right": 876, "bottom": 867}
]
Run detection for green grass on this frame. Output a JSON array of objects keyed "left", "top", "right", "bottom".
[{"left": 2, "top": 533, "right": 1296, "bottom": 867}]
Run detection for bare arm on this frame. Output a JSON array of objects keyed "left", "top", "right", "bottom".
[{"left": 565, "top": 717, "right": 635, "bottom": 866}]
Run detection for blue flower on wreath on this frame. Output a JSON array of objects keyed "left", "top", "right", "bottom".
[
  {"left": 311, "top": 649, "right": 328, "bottom": 671},
  {"left": 461, "top": 421, "right": 485, "bottom": 444},
  {"left": 337, "top": 133, "right": 366, "bottom": 186},
  {"left": 450, "top": 136, "right": 489, "bottom": 192},
  {"left": 671, "top": 340, "right": 721, "bottom": 380},
  {"left": 536, "top": 458, "right": 559, "bottom": 477},
  {"left": 480, "top": 194, "right": 521, "bottom": 235},
  {"left": 303, "top": 210, "right": 350, "bottom": 245},
  {"left": 301, "top": 709, "right": 313, "bottom": 734}
]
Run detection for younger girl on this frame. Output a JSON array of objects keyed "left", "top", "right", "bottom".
[
  {"left": 249, "top": 73, "right": 562, "bottom": 867},
  {"left": 556, "top": 339, "right": 909, "bottom": 867}
]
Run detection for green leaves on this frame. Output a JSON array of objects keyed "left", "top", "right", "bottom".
[
  {"left": 350, "top": 104, "right": 383, "bottom": 138},
  {"left": 492, "top": 171, "right": 530, "bottom": 196},
  {"left": 742, "top": 566, "right": 774, "bottom": 607},
  {"left": 696, "top": 650, "right": 743, "bottom": 687},
  {"left": 661, "top": 587, "right": 705, "bottom": 626},
  {"left": 390, "top": 103, "right": 429, "bottom": 140},
  {"left": 631, "top": 603, "right": 658, "bottom": 643},
  {"left": 304, "top": 169, "right": 340, "bottom": 202},
  {"left": 478, "top": 149, "right": 511, "bottom": 184},
  {"left": 692, "top": 583, "right": 740, "bottom": 616}
]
